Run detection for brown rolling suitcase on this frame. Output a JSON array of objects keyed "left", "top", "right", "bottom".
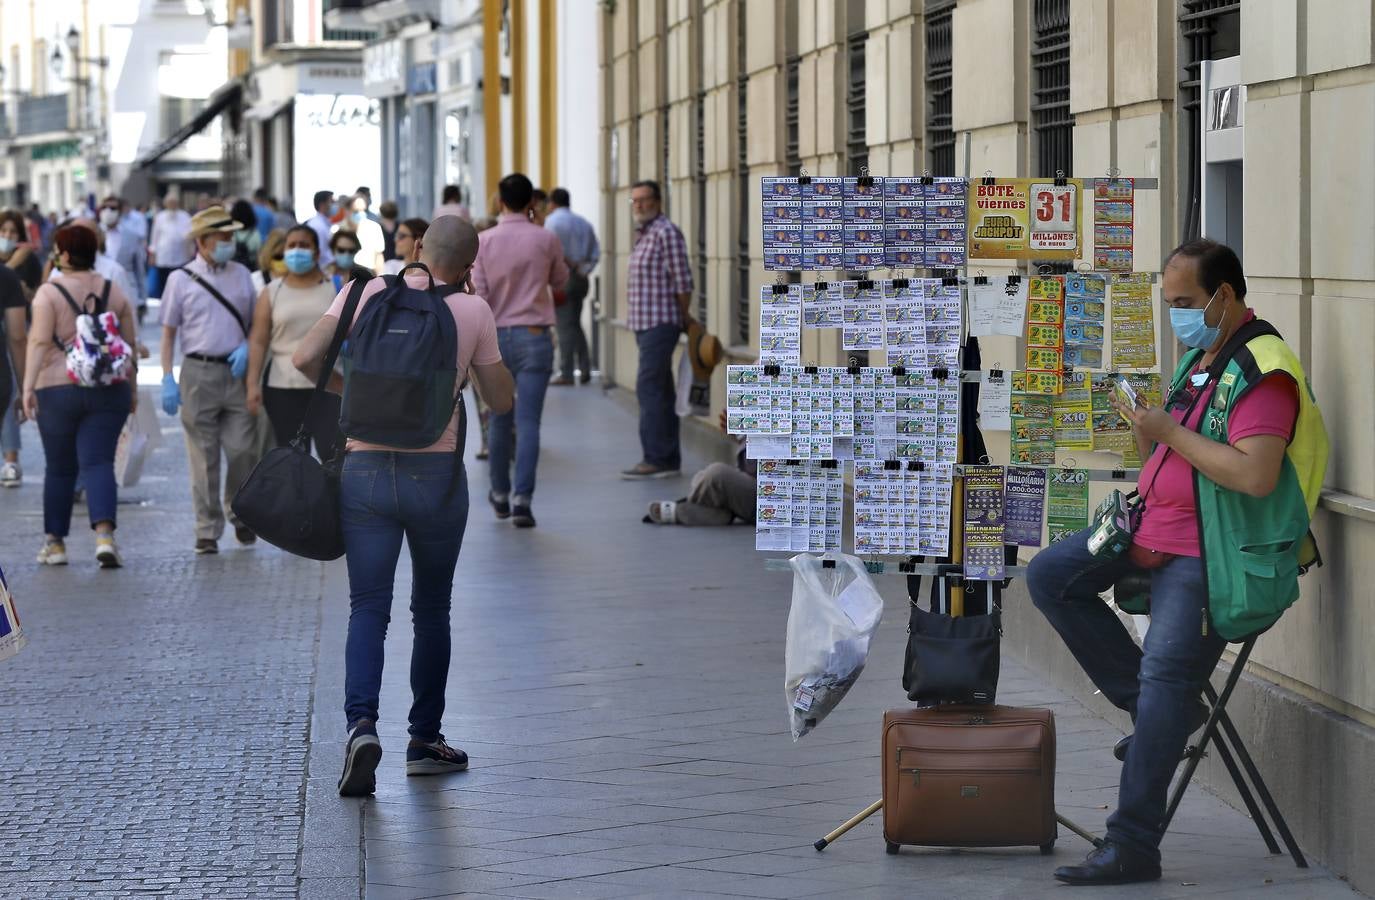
[{"left": 881, "top": 705, "right": 1056, "bottom": 854}]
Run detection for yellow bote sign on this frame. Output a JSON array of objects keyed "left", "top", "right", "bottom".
[{"left": 968, "top": 178, "right": 1083, "bottom": 260}]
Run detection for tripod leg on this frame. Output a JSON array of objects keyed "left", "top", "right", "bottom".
[
  {"left": 814, "top": 799, "right": 883, "bottom": 851},
  {"left": 1210, "top": 694, "right": 1309, "bottom": 868}
]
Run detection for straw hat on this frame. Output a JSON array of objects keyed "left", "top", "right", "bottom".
[
  {"left": 687, "top": 320, "right": 723, "bottom": 381},
  {"left": 189, "top": 205, "right": 244, "bottom": 239}
]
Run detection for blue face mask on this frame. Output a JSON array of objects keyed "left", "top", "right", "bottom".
[
  {"left": 334, "top": 251, "right": 356, "bottom": 270},
  {"left": 211, "top": 240, "right": 235, "bottom": 265},
  {"left": 0, "top": 237, "right": 14, "bottom": 255},
  {"left": 283, "top": 248, "right": 316, "bottom": 274},
  {"left": 1168, "top": 287, "right": 1224, "bottom": 350}
]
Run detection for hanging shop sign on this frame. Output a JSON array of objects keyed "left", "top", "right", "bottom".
[{"left": 968, "top": 178, "right": 1083, "bottom": 261}]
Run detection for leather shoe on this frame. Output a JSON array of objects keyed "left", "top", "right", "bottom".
[
  {"left": 1114, "top": 698, "right": 1211, "bottom": 761},
  {"left": 1054, "top": 840, "right": 1161, "bottom": 885}
]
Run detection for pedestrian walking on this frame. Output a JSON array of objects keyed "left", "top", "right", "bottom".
[
  {"left": 382, "top": 217, "right": 427, "bottom": 276},
  {"left": 340, "top": 195, "right": 386, "bottom": 272},
  {"left": 21, "top": 224, "right": 137, "bottom": 567},
  {"left": 229, "top": 200, "right": 262, "bottom": 271},
  {"left": 0, "top": 261, "right": 26, "bottom": 489},
  {"left": 621, "top": 179, "right": 693, "bottom": 480},
  {"left": 250, "top": 228, "right": 288, "bottom": 295},
  {"left": 431, "top": 184, "right": 471, "bottom": 222},
  {"left": 245, "top": 226, "right": 341, "bottom": 456},
  {"left": 250, "top": 188, "right": 276, "bottom": 244},
  {"left": 290, "top": 216, "right": 513, "bottom": 798},
  {"left": 148, "top": 194, "right": 194, "bottom": 299},
  {"left": 1, "top": 209, "right": 43, "bottom": 291},
  {"left": 306, "top": 191, "right": 337, "bottom": 264},
  {"left": 378, "top": 201, "right": 400, "bottom": 262},
  {"left": 470, "top": 175, "right": 570, "bottom": 528},
  {"left": 544, "top": 188, "right": 600, "bottom": 385},
  {"left": 100, "top": 197, "right": 148, "bottom": 317},
  {"left": 326, "top": 230, "right": 372, "bottom": 291},
  {"left": 158, "top": 206, "right": 259, "bottom": 555}
]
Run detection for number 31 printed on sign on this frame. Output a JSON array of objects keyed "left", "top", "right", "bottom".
[{"left": 1030, "top": 182, "right": 1078, "bottom": 251}]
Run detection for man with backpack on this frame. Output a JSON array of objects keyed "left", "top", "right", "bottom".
[
  {"left": 470, "top": 174, "right": 569, "bottom": 528},
  {"left": 158, "top": 206, "right": 259, "bottom": 555},
  {"left": 292, "top": 216, "right": 513, "bottom": 798}
]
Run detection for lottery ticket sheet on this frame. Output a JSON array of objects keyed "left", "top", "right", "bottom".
[
  {"left": 883, "top": 280, "right": 926, "bottom": 368},
  {"left": 843, "top": 177, "right": 886, "bottom": 271},
  {"left": 1093, "top": 177, "right": 1135, "bottom": 272},
  {"left": 924, "top": 178, "right": 968, "bottom": 267},
  {"left": 853, "top": 460, "right": 952, "bottom": 558},
  {"left": 1110, "top": 273, "right": 1157, "bottom": 369},
  {"left": 1052, "top": 371, "right": 1093, "bottom": 451},
  {"left": 755, "top": 459, "right": 844, "bottom": 552},
  {"left": 803, "top": 281, "right": 844, "bottom": 328},
  {"left": 1025, "top": 276, "right": 1066, "bottom": 394},
  {"left": 1010, "top": 371, "right": 1056, "bottom": 465},
  {"left": 802, "top": 177, "right": 845, "bottom": 271},
  {"left": 762, "top": 177, "right": 803, "bottom": 271},
  {"left": 962, "top": 465, "right": 1007, "bottom": 580},
  {"left": 1063, "top": 273, "right": 1106, "bottom": 369},
  {"left": 842, "top": 279, "right": 886, "bottom": 351},
  {"left": 1046, "top": 468, "right": 1090, "bottom": 544},
  {"left": 883, "top": 177, "right": 924, "bottom": 268},
  {"left": 759, "top": 284, "right": 802, "bottom": 365},
  {"left": 1004, "top": 466, "right": 1047, "bottom": 547}
]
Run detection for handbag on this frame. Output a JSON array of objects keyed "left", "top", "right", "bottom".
[
  {"left": 902, "top": 604, "right": 1001, "bottom": 705},
  {"left": 230, "top": 278, "right": 367, "bottom": 561}
]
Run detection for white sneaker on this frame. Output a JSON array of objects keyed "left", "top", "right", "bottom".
[
  {"left": 95, "top": 535, "right": 123, "bottom": 569},
  {"left": 37, "top": 541, "right": 67, "bottom": 566},
  {"left": 0, "top": 461, "right": 20, "bottom": 488}
]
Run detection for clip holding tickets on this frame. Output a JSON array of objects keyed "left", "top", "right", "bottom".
[
  {"left": 798, "top": 174, "right": 812, "bottom": 185},
  {"left": 907, "top": 460, "right": 925, "bottom": 472},
  {"left": 989, "top": 368, "right": 1004, "bottom": 379},
  {"left": 893, "top": 278, "right": 909, "bottom": 289},
  {"left": 786, "top": 459, "right": 802, "bottom": 466},
  {"left": 884, "top": 460, "right": 902, "bottom": 471},
  {"left": 820, "top": 459, "right": 839, "bottom": 469},
  {"left": 772, "top": 283, "right": 790, "bottom": 295},
  {"left": 1062, "top": 365, "right": 1075, "bottom": 377},
  {"left": 859, "top": 279, "right": 875, "bottom": 290},
  {"left": 974, "top": 275, "right": 989, "bottom": 286},
  {"left": 932, "top": 367, "right": 950, "bottom": 380},
  {"left": 858, "top": 175, "right": 875, "bottom": 187},
  {"left": 1007, "top": 274, "right": 1022, "bottom": 285},
  {"left": 892, "top": 366, "right": 907, "bottom": 377},
  {"left": 816, "top": 280, "right": 829, "bottom": 291},
  {"left": 847, "top": 364, "right": 862, "bottom": 375},
  {"left": 942, "top": 276, "right": 960, "bottom": 287},
  {"left": 1054, "top": 169, "right": 1067, "bottom": 187},
  {"left": 920, "top": 175, "right": 934, "bottom": 185},
  {"left": 982, "top": 175, "right": 996, "bottom": 187},
  {"left": 821, "top": 558, "right": 836, "bottom": 569},
  {"left": 898, "top": 559, "right": 917, "bottom": 574},
  {"left": 1111, "top": 469, "right": 1127, "bottom": 480},
  {"left": 804, "top": 365, "right": 819, "bottom": 374},
  {"left": 763, "top": 364, "right": 782, "bottom": 377}
]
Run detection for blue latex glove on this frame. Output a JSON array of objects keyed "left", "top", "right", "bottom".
[
  {"left": 161, "top": 373, "right": 180, "bottom": 416},
  {"left": 228, "top": 342, "right": 250, "bottom": 380}
]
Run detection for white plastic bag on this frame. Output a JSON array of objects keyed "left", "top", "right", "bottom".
[
  {"left": 785, "top": 553, "right": 885, "bottom": 740},
  {"left": 113, "top": 389, "right": 163, "bottom": 488}
]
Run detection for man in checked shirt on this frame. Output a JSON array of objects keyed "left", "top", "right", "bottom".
[{"left": 620, "top": 180, "right": 694, "bottom": 480}]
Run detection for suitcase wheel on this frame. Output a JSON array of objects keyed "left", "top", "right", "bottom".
[
  {"left": 1039, "top": 840, "right": 1056, "bottom": 855},
  {"left": 885, "top": 842, "right": 901, "bottom": 855}
]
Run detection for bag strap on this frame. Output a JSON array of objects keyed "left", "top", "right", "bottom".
[
  {"left": 50, "top": 282, "right": 85, "bottom": 317},
  {"left": 96, "top": 278, "right": 111, "bottom": 314},
  {"left": 178, "top": 266, "right": 249, "bottom": 337},
  {"left": 295, "top": 276, "right": 369, "bottom": 455}
]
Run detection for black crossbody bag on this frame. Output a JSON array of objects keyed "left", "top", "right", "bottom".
[{"left": 229, "top": 278, "right": 367, "bottom": 560}]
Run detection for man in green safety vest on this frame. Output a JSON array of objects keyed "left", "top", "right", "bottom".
[{"left": 1027, "top": 239, "right": 1328, "bottom": 885}]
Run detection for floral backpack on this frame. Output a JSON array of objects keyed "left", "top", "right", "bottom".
[{"left": 51, "top": 279, "right": 132, "bottom": 388}]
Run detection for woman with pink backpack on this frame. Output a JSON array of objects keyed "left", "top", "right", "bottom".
[{"left": 20, "top": 225, "right": 137, "bottom": 567}]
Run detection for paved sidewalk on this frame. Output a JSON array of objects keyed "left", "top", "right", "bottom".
[{"left": 305, "top": 384, "right": 1362, "bottom": 900}]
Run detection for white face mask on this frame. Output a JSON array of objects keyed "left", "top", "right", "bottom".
[{"left": 100, "top": 208, "right": 120, "bottom": 227}]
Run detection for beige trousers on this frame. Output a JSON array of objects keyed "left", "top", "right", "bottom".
[
  {"left": 178, "top": 358, "right": 261, "bottom": 541},
  {"left": 676, "top": 462, "right": 757, "bottom": 526}
]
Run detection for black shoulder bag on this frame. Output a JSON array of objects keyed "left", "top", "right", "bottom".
[{"left": 229, "top": 278, "right": 367, "bottom": 560}]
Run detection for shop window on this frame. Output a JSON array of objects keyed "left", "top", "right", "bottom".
[
  {"left": 1031, "top": 0, "right": 1071, "bottom": 179},
  {"left": 1179, "top": 0, "right": 1241, "bottom": 240},
  {"left": 925, "top": 0, "right": 956, "bottom": 176}
]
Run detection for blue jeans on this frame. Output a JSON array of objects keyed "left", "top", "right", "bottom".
[
  {"left": 1027, "top": 529, "right": 1227, "bottom": 861},
  {"left": 341, "top": 451, "right": 469, "bottom": 742},
  {"left": 488, "top": 326, "right": 554, "bottom": 500},
  {"left": 34, "top": 383, "right": 132, "bottom": 537},
  {"left": 1, "top": 381, "right": 19, "bottom": 455},
  {"left": 634, "top": 323, "right": 681, "bottom": 470}
]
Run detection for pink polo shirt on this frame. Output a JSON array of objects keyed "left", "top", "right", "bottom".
[
  {"left": 1133, "top": 356, "right": 1299, "bottom": 557},
  {"left": 324, "top": 272, "right": 502, "bottom": 453},
  {"left": 470, "top": 212, "right": 570, "bottom": 328}
]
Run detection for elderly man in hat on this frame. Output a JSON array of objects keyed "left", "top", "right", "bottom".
[{"left": 158, "top": 206, "right": 260, "bottom": 554}]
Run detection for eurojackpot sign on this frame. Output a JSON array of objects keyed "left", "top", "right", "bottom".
[{"left": 968, "top": 178, "right": 1083, "bottom": 261}]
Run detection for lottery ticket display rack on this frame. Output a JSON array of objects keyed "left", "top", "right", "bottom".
[{"left": 739, "top": 158, "right": 1178, "bottom": 856}]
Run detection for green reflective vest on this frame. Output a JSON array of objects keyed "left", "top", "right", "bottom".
[{"left": 1119, "top": 320, "right": 1329, "bottom": 640}]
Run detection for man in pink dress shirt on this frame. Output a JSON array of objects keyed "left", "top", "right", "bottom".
[{"left": 470, "top": 174, "right": 570, "bottom": 528}]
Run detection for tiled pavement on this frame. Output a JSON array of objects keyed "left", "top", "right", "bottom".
[
  {"left": 0, "top": 362, "right": 1362, "bottom": 898},
  {"left": 303, "top": 384, "right": 1363, "bottom": 900}
]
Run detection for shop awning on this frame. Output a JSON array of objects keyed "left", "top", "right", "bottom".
[{"left": 135, "top": 81, "right": 243, "bottom": 170}]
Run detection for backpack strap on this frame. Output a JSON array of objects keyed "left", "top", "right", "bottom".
[
  {"left": 96, "top": 278, "right": 111, "bottom": 314},
  {"left": 299, "top": 276, "right": 370, "bottom": 459},
  {"left": 178, "top": 266, "right": 249, "bottom": 337},
  {"left": 50, "top": 282, "right": 86, "bottom": 317}
]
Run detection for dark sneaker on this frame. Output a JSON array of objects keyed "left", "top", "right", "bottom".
[
  {"left": 194, "top": 539, "right": 218, "bottom": 555},
  {"left": 511, "top": 504, "right": 536, "bottom": 528},
  {"left": 406, "top": 737, "right": 468, "bottom": 776},
  {"left": 235, "top": 525, "right": 257, "bottom": 546},
  {"left": 338, "top": 721, "right": 382, "bottom": 797},
  {"left": 1054, "top": 840, "right": 1161, "bottom": 885},
  {"left": 488, "top": 491, "right": 511, "bottom": 519}
]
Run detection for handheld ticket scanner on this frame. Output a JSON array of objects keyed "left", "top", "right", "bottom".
[{"left": 1199, "top": 56, "right": 1245, "bottom": 256}]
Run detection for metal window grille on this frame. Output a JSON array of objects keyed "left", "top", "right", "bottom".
[
  {"left": 925, "top": 0, "right": 956, "bottom": 175},
  {"left": 1179, "top": 0, "right": 1241, "bottom": 241},
  {"left": 846, "top": 35, "right": 867, "bottom": 173},
  {"left": 785, "top": 55, "right": 801, "bottom": 175},
  {"left": 1031, "top": 0, "right": 1072, "bottom": 179},
  {"left": 735, "top": 72, "right": 750, "bottom": 345},
  {"left": 695, "top": 89, "right": 707, "bottom": 324}
]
